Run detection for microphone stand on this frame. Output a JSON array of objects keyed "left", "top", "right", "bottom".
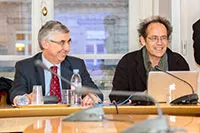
[
  {"left": 155, "top": 66, "right": 198, "bottom": 105},
  {"left": 120, "top": 93, "right": 168, "bottom": 133}
]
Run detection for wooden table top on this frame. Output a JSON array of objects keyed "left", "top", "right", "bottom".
[
  {"left": 1, "top": 104, "right": 200, "bottom": 118},
  {"left": 1, "top": 104, "right": 200, "bottom": 132},
  {"left": 20, "top": 114, "right": 200, "bottom": 133},
  {"left": 1, "top": 114, "right": 199, "bottom": 133}
]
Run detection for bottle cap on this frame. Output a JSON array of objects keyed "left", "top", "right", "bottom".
[{"left": 73, "top": 69, "right": 79, "bottom": 74}]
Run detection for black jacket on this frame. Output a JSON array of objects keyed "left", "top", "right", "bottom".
[
  {"left": 0, "top": 77, "right": 13, "bottom": 104},
  {"left": 109, "top": 48, "right": 190, "bottom": 103}
]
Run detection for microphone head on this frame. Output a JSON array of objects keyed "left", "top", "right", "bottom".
[
  {"left": 34, "top": 59, "right": 48, "bottom": 70},
  {"left": 130, "top": 95, "right": 155, "bottom": 106},
  {"left": 34, "top": 59, "right": 43, "bottom": 67}
]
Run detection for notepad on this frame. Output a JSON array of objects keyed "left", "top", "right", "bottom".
[{"left": 147, "top": 71, "right": 199, "bottom": 103}]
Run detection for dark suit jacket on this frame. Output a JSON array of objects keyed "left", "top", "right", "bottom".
[
  {"left": 193, "top": 19, "right": 200, "bottom": 65},
  {"left": 109, "top": 48, "right": 190, "bottom": 103},
  {"left": 9, "top": 53, "right": 103, "bottom": 103}
]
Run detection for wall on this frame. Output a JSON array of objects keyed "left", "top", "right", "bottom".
[
  {"left": 158, "top": 0, "right": 200, "bottom": 70},
  {"left": 179, "top": 0, "right": 200, "bottom": 70},
  {"left": 178, "top": 0, "right": 200, "bottom": 98}
]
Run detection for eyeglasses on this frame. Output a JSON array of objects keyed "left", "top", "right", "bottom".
[
  {"left": 49, "top": 38, "right": 71, "bottom": 46},
  {"left": 147, "top": 35, "right": 168, "bottom": 43}
]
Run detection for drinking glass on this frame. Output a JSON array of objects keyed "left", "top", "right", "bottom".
[
  {"left": 31, "top": 85, "right": 44, "bottom": 105},
  {"left": 62, "top": 89, "right": 71, "bottom": 105}
]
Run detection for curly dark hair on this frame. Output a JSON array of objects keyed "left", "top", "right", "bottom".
[{"left": 137, "top": 16, "right": 172, "bottom": 40}]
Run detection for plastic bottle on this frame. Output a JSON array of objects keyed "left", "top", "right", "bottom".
[
  {"left": 70, "top": 69, "right": 82, "bottom": 106},
  {"left": 16, "top": 94, "right": 30, "bottom": 106}
]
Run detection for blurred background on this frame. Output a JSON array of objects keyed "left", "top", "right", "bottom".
[{"left": 0, "top": 0, "right": 200, "bottom": 101}]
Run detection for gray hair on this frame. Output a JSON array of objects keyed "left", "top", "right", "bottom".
[
  {"left": 38, "top": 20, "right": 70, "bottom": 50},
  {"left": 137, "top": 16, "right": 172, "bottom": 40}
]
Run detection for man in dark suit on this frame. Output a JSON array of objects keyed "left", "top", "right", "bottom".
[
  {"left": 193, "top": 19, "right": 200, "bottom": 65},
  {"left": 9, "top": 20, "right": 103, "bottom": 106}
]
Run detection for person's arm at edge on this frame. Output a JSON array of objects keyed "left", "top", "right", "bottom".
[
  {"left": 192, "top": 19, "right": 200, "bottom": 65},
  {"left": 9, "top": 61, "right": 31, "bottom": 104}
]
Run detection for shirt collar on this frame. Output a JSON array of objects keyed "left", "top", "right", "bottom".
[
  {"left": 42, "top": 53, "right": 61, "bottom": 69},
  {"left": 142, "top": 46, "right": 168, "bottom": 75}
]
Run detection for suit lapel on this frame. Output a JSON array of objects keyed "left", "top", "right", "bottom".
[
  {"left": 34, "top": 53, "right": 45, "bottom": 95},
  {"left": 61, "top": 57, "right": 73, "bottom": 90},
  {"left": 36, "top": 67, "right": 45, "bottom": 95}
]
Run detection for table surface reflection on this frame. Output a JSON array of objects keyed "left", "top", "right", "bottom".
[{"left": 23, "top": 114, "right": 200, "bottom": 133}]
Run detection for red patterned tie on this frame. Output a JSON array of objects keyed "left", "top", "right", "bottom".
[{"left": 50, "top": 66, "right": 61, "bottom": 102}]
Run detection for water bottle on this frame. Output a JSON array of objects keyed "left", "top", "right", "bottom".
[
  {"left": 71, "top": 69, "right": 82, "bottom": 106},
  {"left": 16, "top": 95, "right": 30, "bottom": 106}
]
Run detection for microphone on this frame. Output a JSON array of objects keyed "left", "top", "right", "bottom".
[
  {"left": 35, "top": 59, "right": 104, "bottom": 121},
  {"left": 155, "top": 66, "right": 198, "bottom": 105}
]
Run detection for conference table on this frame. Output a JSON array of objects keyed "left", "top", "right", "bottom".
[
  {"left": 1, "top": 104, "right": 200, "bottom": 118},
  {"left": 1, "top": 104, "right": 200, "bottom": 132}
]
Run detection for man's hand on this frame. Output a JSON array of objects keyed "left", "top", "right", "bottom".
[
  {"left": 82, "top": 93, "right": 101, "bottom": 107},
  {"left": 26, "top": 93, "right": 32, "bottom": 103}
]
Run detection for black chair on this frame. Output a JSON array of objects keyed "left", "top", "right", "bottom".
[{"left": 0, "top": 77, "right": 13, "bottom": 105}]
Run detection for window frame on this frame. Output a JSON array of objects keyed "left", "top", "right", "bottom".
[{"left": 0, "top": 0, "right": 156, "bottom": 62}]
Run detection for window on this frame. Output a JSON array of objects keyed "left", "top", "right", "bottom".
[
  {"left": 54, "top": 1, "right": 128, "bottom": 55},
  {"left": 0, "top": 0, "right": 160, "bottom": 91},
  {"left": 0, "top": 1, "right": 31, "bottom": 56},
  {"left": 0, "top": 0, "right": 31, "bottom": 75},
  {"left": 54, "top": 0, "right": 129, "bottom": 89}
]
